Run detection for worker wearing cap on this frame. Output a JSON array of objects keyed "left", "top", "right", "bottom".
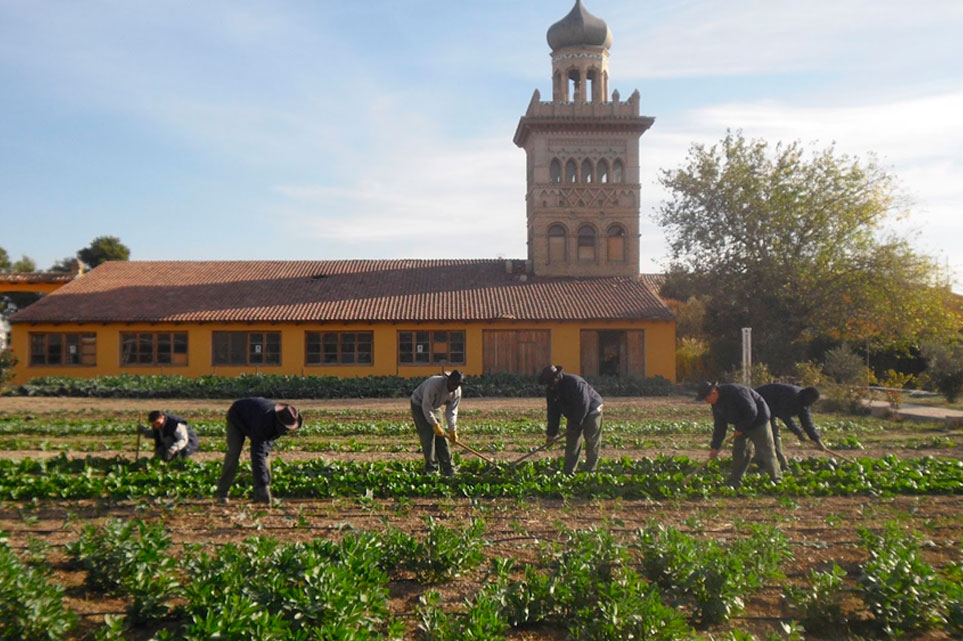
[
  {"left": 215, "top": 397, "right": 302, "bottom": 504},
  {"left": 538, "top": 365, "right": 603, "bottom": 475},
  {"left": 696, "top": 381, "right": 782, "bottom": 487},
  {"left": 755, "top": 383, "right": 827, "bottom": 471},
  {"left": 410, "top": 370, "right": 463, "bottom": 476}
]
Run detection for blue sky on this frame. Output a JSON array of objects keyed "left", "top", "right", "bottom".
[{"left": 1, "top": 0, "right": 961, "bottom": 290}]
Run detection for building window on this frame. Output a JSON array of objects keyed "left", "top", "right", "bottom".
[
  {"left": 121, "top": 332, "right": 188, "bottom": 366},
  {"left": 306, "top": 331, "right": 372, "bottom": 365},
  {"left": 30, "top": 333, "right": 96, "bottom": 366},
  {"left": 597, "top": 159, "right": 609, "bottom": 183},
  {"left": 607, "top": 224, "right": 626, "bottom": 262},
  {"left": 565, "top": 159, "right": 577, "bottom": 183},
  {"left": 549, "top": 158, "right": 562, "bottom": 183},
  {"left": 212, "top": 331, "right": 280, "bottom": 366},
  {"left": 613, "top": 159, "right": 624, "bottom": 183},
  {"left": 399, "top": 330, "right": 465, "bottom": 365},
  {"left": 577, "top": 225, "right": 597, "bottom": 262},
  {"left": 581, "top": 159, "right": 593, "bottom": 183},
  {"left": 548, "top": 224, "right": 567, "bottom": 263}
]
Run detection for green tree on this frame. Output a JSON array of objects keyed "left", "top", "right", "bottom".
[
  {"left": 10, "top": 255, "right": 36, "bottom": 272},
  {"left": 657, "top": 131, "right": 958, "bottom": 372},
  {"left": 77, "top": 236, "right": 130, "bottom": 269},
  {"left": 0, "top": 247, "right": 10, "bottom": 271}
]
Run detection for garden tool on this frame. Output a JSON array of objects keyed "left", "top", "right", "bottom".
[
  {"left": 509, "top": 433, "right": 565, "bottom": 468},
  {"left": 446, "top": 432, "right": 498, "bottom": 465},
  {"left": 134, "top": 424, "right": 143, "bottom": 460},
  {"left": 811, "top": 441, "right": 857, "bottom": 464}
]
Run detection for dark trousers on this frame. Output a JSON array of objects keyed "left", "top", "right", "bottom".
[
  {"left": 729, "top": 422, "right": 782, "bottom": 487},
  {"left": 563, "top": 410, "right": 603, "bottom": 475},
  {"left": 411, "top": 401, "right": 453, "bottom": 474},
  {"left": 216, "top": 417, "right": 272, "bottom": 499}
]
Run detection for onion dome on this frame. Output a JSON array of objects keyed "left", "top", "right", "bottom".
[{"left": 546, "top": 0, "right": 613, "bottom": 50}]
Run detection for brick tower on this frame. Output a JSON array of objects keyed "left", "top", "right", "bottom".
[{"left": 514, "top": 0, "right": 654, "bottom": 278}]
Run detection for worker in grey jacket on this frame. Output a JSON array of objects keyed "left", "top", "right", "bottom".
[
  {"left": 755, "top": 383, "right": 827, "bottom": 471},
  {"left": 139, "top": 411, "right": 199, "bottom": 461},
  {"left": 410, "top": 370, "right": 463, "bottom": 475},
  {"left": 696, "top": 381, "right": 782, "bottom": 487},
  {"left": 539, "top": 365, "right": 603, "bottom": 475}
]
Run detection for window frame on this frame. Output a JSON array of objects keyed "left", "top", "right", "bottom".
[
  {"left": 577, "top": 225, "right": 598, "bottom": 262},
  {"left": 305, "top": 331, "right": 374, "bottom": 366},
  {"left": 398, "top": 329, "right": 466, "bottom": 366},
  {"left": 120, "top": 332, "right": 188, "bottom": 366},
  {"left": 212, "top": 331, "right": 282, "bottom": 366},
  {"left": 29, "top": 332, "right": 96, "bottom": 367}
]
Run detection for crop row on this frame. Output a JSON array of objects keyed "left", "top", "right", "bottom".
[
  {"left": 1, "top": 454, "right": 961, "bottom": 501},
  {"left": 3, "top": 518, "right": 961, "bottom": 641},
  {"left": 0, "top": 415, "right": 882, "bottom": 437},
  {"left": 7, "top": 372, "right": 676, "bottom": 399}
]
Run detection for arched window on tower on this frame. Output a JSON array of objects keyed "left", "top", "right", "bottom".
[
  {"left": 567, "top": 69, "right": 581, "bottom": 102},
  {"left": 549, "top": 158, "right": 562, "bottom": 183},
  {"left": 581, "top": 159, "right": 593, "bottom": 183},
  {"left": 607, "top": 224, "right": 625, "bottom": 262},
  {"left": 597, "top": 159, "right": 609, "bottom": 184},
  {"left": 548, "top": 224, "right": 567, "bottom": 263},
  {"left": 586, "top": 69, "right": 599, "bottom": 103},
  {"left": 613, "top": 159, "right": 624, "bottom": 183},
  {"left": 553, "top": 71, "right": 563, "bottom": 101},
  {"left": 577, "top": 225, "right": 597, "bottom": 262},
  {"left": 565, "top": 159, "right": 577, "bottom": 183}
]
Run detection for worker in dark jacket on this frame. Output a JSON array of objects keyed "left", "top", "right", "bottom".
[
  {"left": 539, "top": 365, "right": 604, "bottom": 475},
  {"left": 139, "top": 410, "right": 199, "bottom": 460},
  {"left": 696, "top": 381, "right": 782, "bottom": 487},
  {"left": 755, "top": 383, "right": 827, "bottom": 471},
  {"left": 215, "top": 398, "right": 302, "bottom": 505}
]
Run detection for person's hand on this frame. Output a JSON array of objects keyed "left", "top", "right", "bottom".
[
  {"left": 708, "top": 448, "right": 719, "bottom": 461},
  {"left": 448, "top": 429, "right": 458, "bottom": 443},
  {"left": 433, "top": 423, "right": 446, "bottom": 438}
]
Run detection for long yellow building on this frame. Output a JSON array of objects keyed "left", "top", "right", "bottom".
[{"left": 8, "top": 259, "right": 675, "bottom": 383}]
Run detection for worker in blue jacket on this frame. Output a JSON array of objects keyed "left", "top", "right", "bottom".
[
  {"left": 696, "top": 381, "right": 782, "bottom": 487},
  {"left": 215, "top": 397, "right": 302, "bottom": 505},
  {"left": 755, "top": 383, "right": 827, "bottom": 471},
  {"left": 539, "top": 365, "right": 604, "bottom": 475}
]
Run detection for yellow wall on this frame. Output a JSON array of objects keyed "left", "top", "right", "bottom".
[{"left": 9, "top": 319, "right": 676, "bottom": 384}]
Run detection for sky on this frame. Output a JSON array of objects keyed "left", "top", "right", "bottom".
[{"left": 1, "top": 0, "right": 961, "bottom": 290}]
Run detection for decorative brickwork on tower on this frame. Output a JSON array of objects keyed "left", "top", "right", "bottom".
[{"left": 514, "top": 0, "right": 654, "bottom": 278}]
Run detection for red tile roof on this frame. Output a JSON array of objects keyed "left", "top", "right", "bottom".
[{"left": 10, "top": 260, "right": 674, "bottom": 323}]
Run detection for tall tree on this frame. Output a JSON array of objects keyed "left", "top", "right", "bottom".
[
  {"left": 0, "top": 247, "right": 9, "bottom": 271},
  {"left": 657, "top": 131, "right": 958, "bottom": 372},
  {"left": 77, "top": 236, "right": 130, "bottom": 269}
]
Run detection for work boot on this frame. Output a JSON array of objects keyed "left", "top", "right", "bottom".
[
  {"left": 253, "top": 485, "right": 273, "bottom": 505},
  {"left": 216, "top": 494, "right": 230, "bottom": 505}
]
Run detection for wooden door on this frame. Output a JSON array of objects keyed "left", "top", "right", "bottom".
[{"left": 482, "top": 330, "right": 550, "bottom": 374}]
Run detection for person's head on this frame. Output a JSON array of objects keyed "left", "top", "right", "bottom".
[
  {"left": 695, "top": 381, "right": 719, "bottom": 405},
  {"left": 538, "top": 365, "right": 563, "bottom": 387},
  {"left": 799, "top": 386, "right": 820, "bottom": 407},
  {"left": 274, "top": 404, "right": 302, "bottom": 434},
  {"left": 147, "top": 410, "right": 165, "bottom": 429},
  {"left": 445, "top": 369, "right": 464, "bottom": 392}
]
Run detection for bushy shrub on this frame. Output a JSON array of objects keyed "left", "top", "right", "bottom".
[
  {"left": 823, "top": 345, "right": 873, "bottom": 385},
  {"left": 921, "top": 340, "right": 963, "bottom": 403},
  {"left": 9, "top": 372, "right": 678, "bottom": 399}
]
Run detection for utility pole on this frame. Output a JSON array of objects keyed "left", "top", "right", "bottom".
[{"left": 741, "top": 327, "right": 752, "bottom": 386}]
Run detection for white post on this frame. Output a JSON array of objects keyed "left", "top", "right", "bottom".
[{"left": 741, "top": 327, "right": 752, "bottom": 386}]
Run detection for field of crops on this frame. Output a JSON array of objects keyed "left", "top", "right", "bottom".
[{"left": 1, "top": 396, "right": 961, "bottom": 641}]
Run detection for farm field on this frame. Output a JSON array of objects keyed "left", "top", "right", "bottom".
[{"left": 1, "top": 395, "right": 962, "bottom": 641}]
